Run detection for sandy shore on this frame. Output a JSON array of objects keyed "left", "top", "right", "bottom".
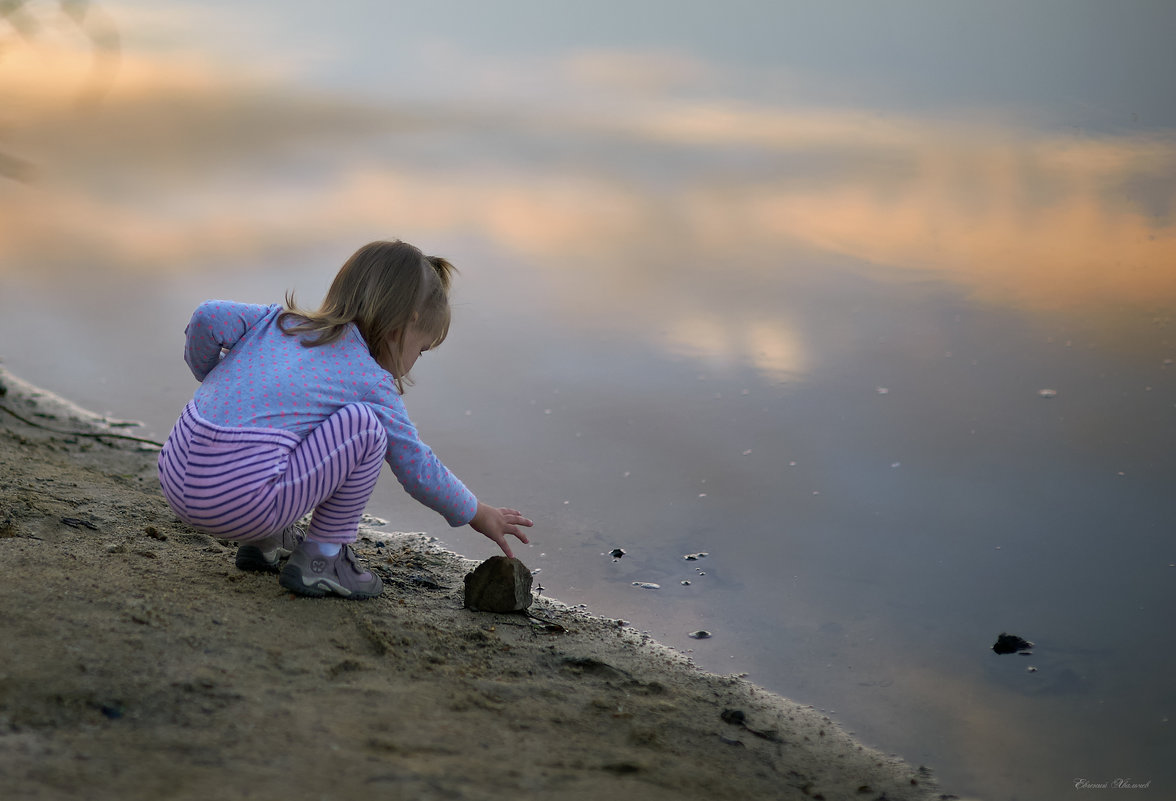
[{"left": 0, "top": 367, "right": 956, "bottom": 801}]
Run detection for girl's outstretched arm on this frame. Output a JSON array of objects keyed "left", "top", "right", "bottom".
[{"left": 469, "top": 502, "right": 533, "bottom": 559}]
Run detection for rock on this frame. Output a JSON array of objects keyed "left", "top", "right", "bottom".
[
  {"left": 992, "top": 632, "right": 1034, "bottom": 655},
  {"left": 721, "top": 709, "right": 747, "bottom": 725},
  {"left": 463, "top": 556, "right": 533, "bottom": 612}
]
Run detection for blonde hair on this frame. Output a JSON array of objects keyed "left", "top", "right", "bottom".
[{"left": 278, "top": 240, "right": 456, "bottom": 392}]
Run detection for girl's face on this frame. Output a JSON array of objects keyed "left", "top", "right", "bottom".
[{"left": 382, "top": 326, "right": 434, "bottom": 378}]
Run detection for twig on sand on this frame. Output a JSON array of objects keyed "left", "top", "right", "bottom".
[{"left": 0, "top": 402, "right": 164, "bottom": 448}]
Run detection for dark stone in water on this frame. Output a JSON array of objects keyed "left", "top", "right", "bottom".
[
  {"left": 609, "top": 548, "right": 625, "bottom": 559},
  {"left": 688, "top": 629, "right": 712, "bottom": 639},
  {"left": 463, "top": 556, "right": 533, "bottom": 612},
  {"left": 992, "top": 632, "right": 1034, "bottom": 655}
]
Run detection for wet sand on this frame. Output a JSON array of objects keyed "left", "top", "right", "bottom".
[{"left": 0, "top": 368, "right": 957, "bottom": 801}]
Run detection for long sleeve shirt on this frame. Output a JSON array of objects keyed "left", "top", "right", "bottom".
[{"left": 183, "top": 300, "right": 477, "bottom": 527}]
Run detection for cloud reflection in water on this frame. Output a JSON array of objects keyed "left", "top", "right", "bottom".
[
  {"left": 2, "top": 31, "right": 1173, "bottom": 382},
  {"left": 3, "top": 14, "right": 1174, "bottom": 797}
]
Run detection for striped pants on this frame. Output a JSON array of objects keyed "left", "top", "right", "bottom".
[{"left": 158, "top": 401, "right": 386, "bottom": 545}]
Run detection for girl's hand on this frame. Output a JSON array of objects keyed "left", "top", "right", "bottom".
[{"left": 469, "top": 502, "right": 533, "bottom": 559}]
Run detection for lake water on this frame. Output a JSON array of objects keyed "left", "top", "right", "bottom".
[{"left": 2, "top": 3, "right": 1174, "bottom": 799}]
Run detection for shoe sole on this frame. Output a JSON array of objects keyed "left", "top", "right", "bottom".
[
  {"left": 278, "top": 566, "right": 382, "bottom": 600},
  {"left": 235, "top": 545, "right": 280, "bottom": 573}
]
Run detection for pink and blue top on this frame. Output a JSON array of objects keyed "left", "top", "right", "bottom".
[{"left": 182, "top": 300, "right": 477, "bottom": 527}]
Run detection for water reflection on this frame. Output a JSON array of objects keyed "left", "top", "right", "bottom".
[
  {"left": 662, "top": 313, "right": 808, "bottom": 382},
  {"left": 3, "top": 25, "right": 1173, "bottom": 321},
  {"left": 5, "top": 40, "right": 1173, "bottom": 410},
  {"left": 3, "top": 9, "right": 1175, "bottom": 800}
]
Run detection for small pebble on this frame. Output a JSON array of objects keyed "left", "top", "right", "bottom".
[
  {"left": 688, "top": 630, "right": 712, "bottom": 639},
  {"left": 992, "top": 633, "right": 1033, "bottom": 655}
]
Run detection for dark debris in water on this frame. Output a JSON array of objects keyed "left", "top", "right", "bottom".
[
  {"left": 992, "top": 632, "right": 1034, "bottom": 655},
  {"left": 688, "top": 630, "right": 711, "bottom": 640},
  {"left": 609, "top": 548, "right": 625, "bottom": 559},
  {"left": 683, "top": 552, "right": 709, "bottom": 561}
]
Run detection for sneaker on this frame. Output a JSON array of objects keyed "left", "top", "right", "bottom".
[
  {"left": 279, "top": 541, "right": 383, "bottom": 600},
  {"left": 235, "top": 525, "right": 304, "bottom": 573}
]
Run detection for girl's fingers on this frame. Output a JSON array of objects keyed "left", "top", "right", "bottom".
[
  {"left": 498, "top": 508, "right": 533, "bottom": 526},
  {"left": 501, "top": 524, "right": 529, "bottom": 540},
  {"left": 489, "top": 531, "right": 512, "bottom": 556}
]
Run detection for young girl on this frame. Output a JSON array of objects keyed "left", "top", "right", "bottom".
[{"left": 157, "top": 240, "right": 533, "bottom": 600}]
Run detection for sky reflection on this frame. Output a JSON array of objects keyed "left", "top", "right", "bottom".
[
  {"left": 4, "top": 11, "right": 1171, "bottom": 322},
  {"left": 3, "top": 6, "right": 1175, "bottom": 799},
  {"left": 3, "top": 14, "right": 1173, "bottom": 334}
]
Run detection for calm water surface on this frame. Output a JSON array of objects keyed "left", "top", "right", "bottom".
[{"left": 2, "top": 3, "right": 1174, "bottom": 799}]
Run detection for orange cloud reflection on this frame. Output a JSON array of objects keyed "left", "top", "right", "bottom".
[{"left": 2, "top": 39, "right": 1173, "bottom": 355}]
